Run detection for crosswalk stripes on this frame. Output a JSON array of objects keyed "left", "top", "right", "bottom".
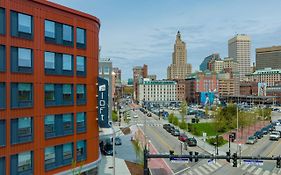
[
  {"left": 253, "top": 167, "right": 262, "bottom": 175},
  {"left": 247, "top": 165, "right": 256, "bottom": 173},
  {"left": 263, "top": 170, "right": 270, "bottom": 175},
  {"left": 185, "top": 161, "right": 223, "bottom": 175},
  {"left": 239, "top": 163, "right": 281, "bottom": 175}
]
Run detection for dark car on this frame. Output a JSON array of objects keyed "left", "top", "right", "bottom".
[
  {"left": 186, "top": 137, "right": 197, "bottom": 146},
  {"left": 101, "top": 142, "right": 113, "bottom": 156},
  {"left": 171, "top": 129, "right": 180, "bottom": 136},
  {"left": 163, "top": 124, "right": 171, "bottom": 130},
  {"left": 178, "top": 133, "right": 188, "bottom": 142},
  {"left": 167, "top": 126, "right": 175, "bottom": 133},
  {"left": 254, "top": 131, "right": 263, "bottom": 139},
  {"left": 261, "top": 128, "right": 269, "bottom": 135},
  {"left": 115, "top": 137, "right": 122, "bottom": 145},
  {"left": 147, "top": 113, "right": 152, "bottom": 117}
]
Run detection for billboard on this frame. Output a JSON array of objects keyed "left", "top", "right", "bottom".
[
  {"left": 98, "top": 77, "right": 111, "bottom": 128},
  {"left": 258, "top": 83, "right": 267, "bottom": 96},
  {"left": 200, "top": 92, "right": 215, "bottom": 106}
]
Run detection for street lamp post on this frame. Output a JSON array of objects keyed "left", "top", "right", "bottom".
[{"left": 236, "top": 96, "right": 239, "bottom": 153}]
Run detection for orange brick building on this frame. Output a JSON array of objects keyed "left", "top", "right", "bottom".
[{"left": 0, "top": 0, "right": 100, "bottom": 174}]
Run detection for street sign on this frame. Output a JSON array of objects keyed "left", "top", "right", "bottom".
[
  {"left": 207, "top": 159, "right": 214, "bottom": 164},
  {"left": 243, "top": 160, "right": 263, "bottom": 166},
  {"left": 170, "top": 157, "right": 189, "bottom": 163}
]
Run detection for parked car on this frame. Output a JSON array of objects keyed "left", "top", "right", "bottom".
[
  {"left": 270, "top": 131, "right": 280, "bottom": 141},
  {"left": 101, "top": 139, "right": 113, "bottom": 156},
  {"left": 167, "top": 126, "right": 175, "bottom": 133},
  {"left": 171, "top": 129, "right": 180, "bottom": 136},
  {"left": 186, "top": 137, "right": 197, "bottom": 146},
  {"left": 254, "top": 131, "right": 263, "bottom": 139},
  {"left": 246, "top": 136, "right": 257, "bottom": 144},
  {"left": 163, "top": 124, "right": 171, "bottom": 130},
  {"left": 115, "top": 137, "right": 122, "bottom": 145},
  {"left": 178, "top": 133, "right": 188, "bottom": 142},
  {"left": 261, "top": 127, "right": 269, "bottom": 135}
]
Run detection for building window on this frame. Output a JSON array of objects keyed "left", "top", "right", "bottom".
[
  {"left": 0, "top": 83, "right": 5, "bottom": 109},
  {"left": 76, "top": 56, "right": 86, "bottom": 76},
  {"left": 0, "top": 8, "right": 5, "bottom": 35},
  {"left": 63, "top": 84, "right": 72, "bottom": 103},
  {"left": 44, "top": 52, "right": 55, "bottom": 69},
  {"left": 11, "top": 11, "right": 33, "bottom": 39},
  {"left": 44, "top": 146, "right": 55, "bottom": 170},
  {"left": 11, "top": 83, "right": 33, "bottom": 108},
  {"left": 77, "top": 140, "right": 86, "bottom": 161},
  {"left": 18, "top": 48, "right": 31, "bottom": 68},
  {"left": 44, "top": 115, "right": 55, "bottom": 137},
  {"left": 77, "top": 112, "right": 86, "bottom": 133},
  {"left": 0, "top": 45, "right": 5, "bottom": 72},
  {"left": 63, "top": 24, "right": 72, "bottom": 42},
  {"left": 0, "top": 120, "right": 5, "bottom": 147},
  {"left": 11, "top": 47, "right": 33, "bottom": 73},
  {"left": 18, "top": 83, "right": 32, "bottom": 102},
  {"left": 104, "top": 66, "right": 110, "bottom": 74},
  {"left": 17, "top": 151, "right": 32, "bottom": 174},
  {"left": 76, "top": 28, "right": 86, "bottom": 48},
  {"left": 62, "top": 114, "right": 73, "bottom": 132},
  {"left": 18, "top": 13, "right": 32, "bottom": 34},
  {"left": 63, "top": 143, "right": 73, "bottom": 164},
  {"left": 44, "top": 20, "right": 55, "bottom": 38},
  {"left": 11, "top": 117, "right": 33, "bottom": 144},
  {"left": 63, "top": 54, "right": 72, "bottom": 71},
  {"left": 77, "top": 84, "right": 86, "bottom": 105},
  {"left": 45, "top": 84, "right": 55, "bottom": 101}
]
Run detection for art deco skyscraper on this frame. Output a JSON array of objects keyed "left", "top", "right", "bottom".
[
  {"left": 167, "top": 31, "right": 192, "bottom": 79},
  {"left": 228, "top": 34, "right": 251, "bottom": 80}
]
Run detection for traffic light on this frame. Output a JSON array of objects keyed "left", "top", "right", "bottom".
[
  {"left": 195, "top": 152, "right": 199, "bottom": 162},
  {"left": 233, "top": 153, "right": 237, "bottom": 167},
  {"left": 169, "top": 150, "right": 174, "bottom": 161},
  {"left": 277, "top": 156, "right": 281, "bottom": 168},
  {"left": 189, "top": 151, "right": 193, "bottom": 162},
  {"left": 226, "top": 151, "right": 231, "bottom": 163}
]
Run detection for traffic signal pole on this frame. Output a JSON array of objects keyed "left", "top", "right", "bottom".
[{"left": 144, "top": 151, "right": 281, "bottom": 175}]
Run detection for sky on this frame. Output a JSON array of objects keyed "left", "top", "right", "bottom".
[{"left": 50, "top": 0, "right": 281, "bottom": 81}]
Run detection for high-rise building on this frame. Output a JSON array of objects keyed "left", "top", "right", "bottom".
[
  {"left": 113, "top": 67, "right": 122, "bottom": 84},
  {"left": 209, "top": 60, "right": 224, "bottom": 73},
  {"left": 99, "top": 59, "right": 113, "bottom": 122},
  {"left": 200, "top": 53, "right": 221, "bottom": 71},
  {"left": 256, "top": 46, "right": 281, "bottom": 70},
  {"left": 133, "top": 64, "right": 148, "bottom": 100},
  {"left": 223, "top": 57, "right": 238, "bottom": 73},
  {"left": 0, "top": 0, "right": 100, "bottom": 174},
  {"left": 228, "top": 34, "right": 251, "bottom": 80},
  {"left": 246, "top": 68, "right": 281, "bottom": 87},
  {"left": 167, "top": 31, "right": 192, "bottom": 79}
]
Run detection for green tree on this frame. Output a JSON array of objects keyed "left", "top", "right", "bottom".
[
  {"left": 180, "top": 101, "right": 187, "bottom": 123},
  {"left": 173, "top": 117, "right": 179, "bottom": 126},
  {"left": 168, "top": 113, "right": 175, "bottom": 123}
]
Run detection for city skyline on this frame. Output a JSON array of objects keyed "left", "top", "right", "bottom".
[{"left": 50, "top": 0, "right": 281, "bottom": 80}]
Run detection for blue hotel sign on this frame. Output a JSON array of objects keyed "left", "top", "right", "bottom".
[{"left": 98, "top": 77, "right": 110, "bottom": 128}]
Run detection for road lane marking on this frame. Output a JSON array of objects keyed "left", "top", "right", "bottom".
[
  {"left": 241, "top": 164, "right": 250, "bottom": 170},
  {"left": 266, "top": 140, "right": 281, "bottom": 156},
  {"left": 247, "top": 166, "right": 257, "bottom": 173},
  {"left": 146, "top": 126, "right": 174, "bottom": 151},
  {"left": 209, "top": 163, "right": 219, "bottom": 170},
  {"left": 194, "top": 168, "right": 203, "bottom": 175},
  {"left": 254, "top": 167, "right": 262, "bottom": 175},
  {"left": 215, "top": 162, "right": 222, "bottom": 167},
  {"left": 262, "top": 170, "right": 270, "bottom": 175},
  {"left": 203, "top": 164, "right": 215, "bottom": 172},
  {"left": 198, "top": 166, "right": 209, "bottom": 174}
]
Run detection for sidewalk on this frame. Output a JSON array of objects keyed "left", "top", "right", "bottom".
[{"left": 98, "top": 155, "right": 131, "bottom": 175}]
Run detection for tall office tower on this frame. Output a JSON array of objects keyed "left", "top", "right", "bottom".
[
  {"left": 256, "top": 46, "right": 281, "bottom": 70},
  {"left": 0, "top": 0, "right": 100, "bottom": 174},
  {"left": 113, "top": 67, "right": 122, "bottom": 84},
  {"left": 167, "top": 31, "right": 192, "bottom": 80},
  {"left": 228, "top": 34, "right": 251, "bottom": 80}
]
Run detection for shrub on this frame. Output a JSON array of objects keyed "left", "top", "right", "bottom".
[
  {"left": 112, "top": 110, "right": 118, "bottom": 122},
  {"left": 206, "top": 136, "right": 227, "bottom": 147},
  {"left": 179, "top": 121, "right": 187, "bottom": 130},
  {"left": 173, "top": 117, "right": 179, "bottom": 126}
]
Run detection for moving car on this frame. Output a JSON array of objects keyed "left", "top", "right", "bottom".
[
  {"left": 178, "top": 133, "right": 188, "bottom": 142},
  {"left": 171, "top": 129, "right": 180, "bottom": 136},
  {"left": 270, "top": 131, "right": 280, "bottom": 141},
  {"left": 246, "top": 136, "right": 257, "bottom": 144},
  {"left": 186, "top": 137, "right": 197, "bottom": 146}
]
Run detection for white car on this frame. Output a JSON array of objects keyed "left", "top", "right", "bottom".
[
  {"left": 133, "top": 114, "right": 138, "bottom": 118},
  {"left": 270, "top": 131, "right": 280, "bottom": 141}
]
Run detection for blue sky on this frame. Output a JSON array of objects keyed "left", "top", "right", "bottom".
[{"left": 50, "top": 0, "right": 281, "bottom": 80}]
